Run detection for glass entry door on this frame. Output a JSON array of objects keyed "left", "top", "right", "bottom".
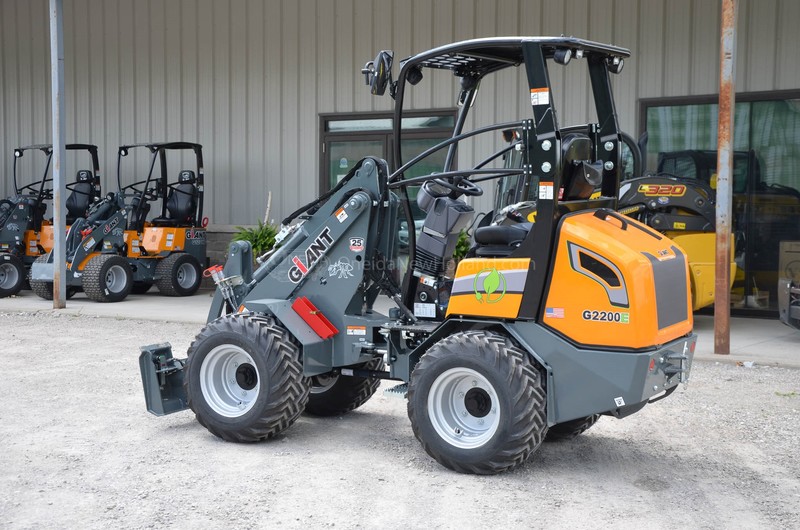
[{"left": 320, "top": 110, "right": 456, "bottom": 193}]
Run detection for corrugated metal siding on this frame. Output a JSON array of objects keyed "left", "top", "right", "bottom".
[{"left": 1, "top": 0, "right": 798, "bottom": 224}]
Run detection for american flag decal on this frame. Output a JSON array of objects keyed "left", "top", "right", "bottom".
[{"left": 545, "top": 307, "right": 565, "bottom": 319}]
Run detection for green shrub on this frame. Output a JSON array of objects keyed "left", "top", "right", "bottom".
[
  {"left": 233, "top": 220, "right": 279, "bottom": 256},
  {"left": 453, "top": 229, "right": 471, "bottom": 261}
]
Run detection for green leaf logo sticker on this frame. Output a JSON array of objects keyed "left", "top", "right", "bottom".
[{"left": 473, "top": 268, "right": 507, "bottom": 304}]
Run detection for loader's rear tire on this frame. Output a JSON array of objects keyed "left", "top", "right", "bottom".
[
  {"left": 155, "top": 253, "right": 201, "bottom": 296},
  {"left": 184, "top": 313, "right": 309, "bottom": 442},
  {"left": 545, "top": 415, "right": 600, "bottom": 442},
  {"left": 82, "top": 254, "right": 133, "bottom": 302},
  {"left": 407, "top": 330, "right": 547, "bottom": 475},
  {"left": 0, "top": 253, "right": 25, "bottom": 297},
  {"left": 304, "top": 356, "right": 384, "bottom": 417}
]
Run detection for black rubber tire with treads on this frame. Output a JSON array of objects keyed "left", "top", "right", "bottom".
[
  {"left": 407, "top": 330, "right": 548, "bottom": 475},
  {"left": 184, "top": 313, "right": 309, "bottom": 442},
  {"left": 82, "top": 254, "right": 133, "bottom": 302},
  {"left": 155, "top": 253, "right": 202, "bottom": 296},
  {"left": 545, "top": 415, "right": 600, "bottom": 442},
  {"left": 0, "top": 253, "right": 25, "bottom": 298},
  {"left": 304, "top": 356, "right": 384, "bottom": 417},
  {"left": 29, "top": 255, "right": 54, "bottom": 300}
]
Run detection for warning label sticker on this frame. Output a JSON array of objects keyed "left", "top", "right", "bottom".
[
  {"left": 530, "top": 87, "right": 550, "bottom": 106},
  {"left": 539, "top": 182, "right": 554, "bottom": 200},
  {"left": 346, "top": 326, "right": 367, "bottom": 336}
]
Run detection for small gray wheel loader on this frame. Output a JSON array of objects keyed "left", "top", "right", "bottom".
[
  {"left": 140, "top": 37, "right": 696, "bottom": 475},
  {"left": 30, "top": 142, "right": 206, "bottom": 302},
  {"left": 0, "top": 144, "right": 101, "bottom": 298}
]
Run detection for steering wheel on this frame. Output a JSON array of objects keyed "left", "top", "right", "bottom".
[
  {"left": 18, "top": 178, "right": 52, "bottom": 195},
  {"left": 121, "top": 179, "right": 149, "bottom": 194},
  {"left": 431, "top": 177, "right": 483, "bottom": 197}
]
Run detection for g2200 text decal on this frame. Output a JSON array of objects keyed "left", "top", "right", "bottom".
[{"left": 582, "top": 309, "right": 629, "bottom": 323}]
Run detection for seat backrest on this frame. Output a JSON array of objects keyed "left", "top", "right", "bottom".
[
  {"left": 560, "top": 134, "right": 601, "bottom": 200},
  {"left": 66, "top": 170, "right": 94, "bottom": 222},
  {"left": 165, "top": 170, "right": 197, "bottom": 224}
]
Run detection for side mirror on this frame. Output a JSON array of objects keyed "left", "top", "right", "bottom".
[{"left": 362, "top": 50, "right": 393, "bottom": 96}]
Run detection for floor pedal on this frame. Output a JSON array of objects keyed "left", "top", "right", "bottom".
[{"left": 383, "top": 383, "right": 408, "bottom": 399}]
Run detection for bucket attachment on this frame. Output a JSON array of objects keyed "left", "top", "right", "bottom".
[{"left": 139, "top": 343, "right": 189, "bottom": 416}]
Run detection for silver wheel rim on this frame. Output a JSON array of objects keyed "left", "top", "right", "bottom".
[
  {"left": 310, "top": 373, "right": 339, "bottom": 395},
  {"left": 200, "top": 344, "right": 260, "bottom": 418},
  {"left": 176, "top": 261, "right": 197, "bottom": 289},
  {"left": 427, "top": 367, "right": 500, "bottom": 449},
  {"left": 104, "top": 264, "right": 128, "bottom": 293},
  {"left": 0, "top": 262, "right": 20, "bottom": 289}
]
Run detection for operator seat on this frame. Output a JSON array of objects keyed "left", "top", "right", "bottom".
[
  {"left": 151, "top": 170, "right": 198, "bottom": 226},
  {"left": 472, "top": 134, "right": 599, "bottom": 257},
  {"left": 66, "top": 170, "right": 94, "bottom": 224}
]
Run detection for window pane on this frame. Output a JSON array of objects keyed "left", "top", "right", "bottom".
[
  {"left": 328, "top": 140, "right": 384, "bottom": 189},
  {"left": 645, "top": 97, "right": 800, "bottom": 312},
  {"left": 328, "top": 119, "right": 393, "bottom": 132},
  {"left": 327, "top": 115, "right": 455, "bottom": 133}
]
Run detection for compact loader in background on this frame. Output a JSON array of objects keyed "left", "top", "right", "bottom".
[
  {"left": 140, "top": 37, "right": 696, "bottom": 475},
  {"left": 0, "top": 144, "right": 101, "bottom": 297},
  {"left": 31, "top": 142, "right": 206, "bottom": 302}
]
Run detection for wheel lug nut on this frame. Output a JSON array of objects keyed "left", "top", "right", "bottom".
[
  {"left": 458, "top": 392, "right": 465, "bottom": 398},
  {"left": 478, "top": 419, "right": 484, "bottom": 425},
  {"left": 462, "top": 411, "right": 468, "bottom": 417},
  {"left": 471, "top": 380, "right": 477, "bottom": 387}
]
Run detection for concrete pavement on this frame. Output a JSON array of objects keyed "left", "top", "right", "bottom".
[{"left": 1, "top": 289, "right": 797, "bottom": 368}]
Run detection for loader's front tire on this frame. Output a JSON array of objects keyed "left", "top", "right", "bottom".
[
  {"left": 28, "top": 255, "right": 79, "bottom": 299},
  {"left": 29, "top": 255, "right": 55, "bottom": 300},
  {"left": 305, "top": 356, "right": 384, "bottom": 417},
  {"left": 155, "top": 253, "right": 201, "bottom": 296},
  {"left": 407, "top": 331, "right": 547, "bottom": 475},
  {"left": 185, "top": 313, "right": 309, "bottom": 442},
  {"left": 0, "top": 253, "right": 25, "bottom": 297},
  {"left": 545, "top": 415, "right": 599, "bottom": 441},
  {"left": 82, "top": 254, "right": 132, "bottom": 302}
]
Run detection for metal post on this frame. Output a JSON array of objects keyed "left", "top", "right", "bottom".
[
  {"left": 714, "top": 0, "right": 737, "bottom": 354},
  {"left": 49, "top": 0, "right": 66, "bottom": 308}
]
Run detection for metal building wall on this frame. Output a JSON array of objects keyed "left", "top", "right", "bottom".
[{"left": 1, "top": 0, "right": 798, "bottom": 224}]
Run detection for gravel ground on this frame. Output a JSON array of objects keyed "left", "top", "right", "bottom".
[{"left": 1, "top": 311, "right": 799, "bottom": 529}]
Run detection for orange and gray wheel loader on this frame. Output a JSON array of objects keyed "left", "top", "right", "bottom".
[{"left": 140, "top": 37, "right": 696, "bottom": 475}]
